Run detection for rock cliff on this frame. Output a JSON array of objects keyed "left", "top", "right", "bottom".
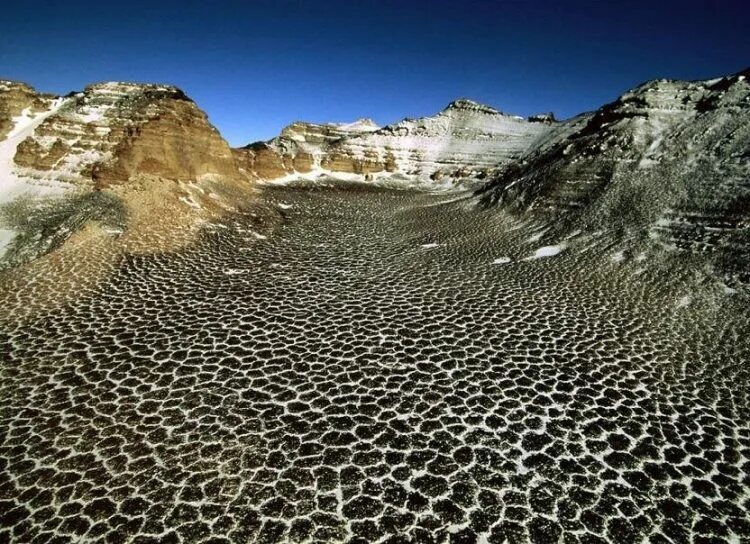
[
  {"left": 0, "top": 80, "right": 258, "bottom": 271},
  {"left": 241, "top": 99, "right": 555, "bottom": 183},
  {"left": 11, "top": 82, "right": 239, "bottom": 186}
]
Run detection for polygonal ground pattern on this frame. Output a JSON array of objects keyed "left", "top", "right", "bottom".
[{"left": 1, "top": 187, "right": 749, "bottom": 543}]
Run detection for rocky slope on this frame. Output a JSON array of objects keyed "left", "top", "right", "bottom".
[
  {"left": 234, "top": 118, "right": 380, "bottom": 179},
  {"left": 2, "top": 70, "right": 749, "bottom": 289},
  {"left": 477, "top": 69, "right": 750, "bottom": 287},
  {"left": 0, "top": 80, "right": 258, "bottom": 271},
  {"left": 240, "top": 99, "right": 556, "bottom": 184},
  {"left": 0, "top": 81, "right": 58, "bottom": 140},
  {"left": 10, "top": 82, "right": 239, "bottom": 187}
]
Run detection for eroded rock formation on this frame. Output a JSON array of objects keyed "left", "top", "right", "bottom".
[
  {"left": 0, "top": 80, "right": 260, "bottom": 274},
  {"left": 240, "top": 100, "right": 556, "bottom": 182}
]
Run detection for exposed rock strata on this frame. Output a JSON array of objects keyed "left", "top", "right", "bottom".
[
  {"left": 478, "top": 69, "right": 750, "bottom": 285},
  {"left": 241, "top": 99, "right": 555, "bottom": 182},
  {"left": 11, "top": 82, "right": 239, "bottom": 187},
  {"left": 0, "top": 81, "right": 55, "bottom": 139},
  {"left": 0, "top": 80, "right": 258, "bottom": 273}
]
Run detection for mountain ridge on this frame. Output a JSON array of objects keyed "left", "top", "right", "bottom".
[
  {"left": 1, "top": 68, "right": 748, "bottom": 287},
  {"left": 477, "top": 67, "right": 750, "bottom": 288}
]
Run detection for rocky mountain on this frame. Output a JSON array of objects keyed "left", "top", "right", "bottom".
[
  {"left": 0, "top": 81, "right": 58, "bottom": 140},
  {"left": 477, "top": 69, "right": 750, "bottom": 286},
  {"left": 2, "top": 70, "right": 749, "bottom": 289},
  {"left": 240, "top": 99, "right": 556, "bottom": 184},
  {"left": 233, "top": 118, "right": 380, "bottom": 179},
  {"left": 9, "top": 82, "right": 239, "bottom": 187},
  {"left": 0, "top": 80, "right": 259, "bottom": 269}
]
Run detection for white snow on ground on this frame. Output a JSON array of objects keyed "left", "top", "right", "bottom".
[
  {"left": 527, "top": 230, "right": 548, "bottom": 242},
  {"left": 261, "top": 167, "right": 467, "bottom": 192},
  {"left": 492, "top": 256, "right": 511, "bottom": 265},
  {"left": 331, "top": 100, "right": 554, "bottom": 176},
  {"left": 421, "top": 243, "right": 440, "bottom": 249},
  {"left": 675, "top": 295, "right": 691, "bottom": 308},
  {"left": 333, "top": 118, "right": 380, "bottom": 132},
  {"left": 262, "top": 99, "right": 556, "bottom": 189},
  {"left": 0, "top": 97, "right": 72, "bottom": 259},
  {"left": 0, "top": 98, "right": 71, "bottom": 204},
  {"left": 223, "top": 269, "right": 248, "bottom": 276},
  {"left": 277, "top": 203, "right": 293, "bottom": 210},
  {"left": 75, "top": 104, "right": 109, "bottom": 123},
  {"left": 525, "top": 244, "right": 566, "bottom": 260},
  {"left": 179, "top": 196, "right": 201, "bottom": 209},
  {"left": 0, "top": 229, "right": 14, "bottom": 256},
  {"left": 611, "top": 251, "right": 625, "bottom": 263},
  {"left": 721, "top": 283, "right": 737, "bottom": 295}
]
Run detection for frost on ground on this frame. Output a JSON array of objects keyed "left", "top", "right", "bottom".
[
  {"left": 0, "top": 191, "right": 126, "bottom": 270},
  {"left": 1, "top": 187, "right": 747, "bottom": 544}
]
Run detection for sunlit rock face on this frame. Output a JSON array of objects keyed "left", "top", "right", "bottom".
[
  {"left": 479, "top": 69, "right": 750, "bottom": 286},
  {"left": 323, "top": 99, "right": 554, "bottom": 179},
  {"left": 0, "top": 81, "right": 258, "bottom": 269},
  {"left": 10, "top": 82, "right": 239, "bottom": 187},
  {"left": 240, "top": 99, "right": 556, "bottom": 183},
  {"left": 0, "top": 81, "right": 58, "bottom": 140},
  {"left": 233, "top": 118, "right": 382, "bottom": 179}
]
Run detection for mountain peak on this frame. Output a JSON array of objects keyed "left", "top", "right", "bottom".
[
  {"left": 443, "top": 98, "right": 501, "bottom": 115},
  {"left": 334, "top": 118, "right": 380, "bottom": 132},
  {"left": 83, "top": 81, "right": 190, "bottom": 101}
]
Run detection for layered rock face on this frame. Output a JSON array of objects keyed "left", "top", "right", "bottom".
[
  {"left": 0, "top": 81, "right": 57, "bottom": 140},
  {"left": 10, "top": 82, "right": 239, "bottom": 187},
  {"left": 233, "top": 118, "right": 380, "bottom": 179},
  {"left": 478, "top": 69, "right": 750, "bottom": 284},
  {"left": 323, "top": 99, "right": 554, "bottom": 179},
  {"left": 241, "top": 99, "right": 555, "bottom": 182},
  {"left": 0, "top": 80, "right": 257, "bottom": 270}
]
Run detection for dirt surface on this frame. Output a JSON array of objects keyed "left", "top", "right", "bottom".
[{"left": 1, "top": 186, "right": 748, "bottom": 543}]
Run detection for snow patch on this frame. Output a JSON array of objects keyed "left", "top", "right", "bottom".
[
  {"left": 421, "top": 243, "right": 440, "bottom": 249},
  {"left": 721, "top": 284, "right": 737, "bottom": 295},
  {"left": 526, "top": 244, "right": 566, "bottom": 260},
  {"left": 0, "top": 97, "right": 73, "bottom": 215},
  {"left": 527, "top": 229, "right": 548, "bottom": 242},
  {"left": 334, "top": 118, "right": 380, "bottom": 132},
  {"left": 179, "top": 196, "right": 201, "bottom": 209},
  {"left": 0, "top": 229, "right": 16, "bottom": 259},
  {"left": 492, "top": 256, "right": 512, "bottom": 265}
]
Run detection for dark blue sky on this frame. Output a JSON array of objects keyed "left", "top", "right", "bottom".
[{"left": 2, "top": 1, "right": 748, "bottom": 146}]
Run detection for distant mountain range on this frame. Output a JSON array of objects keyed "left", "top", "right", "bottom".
[
  {"left": 1, "top": 69, "right": 748, "bottom": 285},
  {"left": 235, "top": 98, "right": 555, "bottom": 184}
]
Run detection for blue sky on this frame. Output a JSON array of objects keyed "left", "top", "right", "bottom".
[{"left": 2, "top": 0, "right": 748, "bottom": 146}]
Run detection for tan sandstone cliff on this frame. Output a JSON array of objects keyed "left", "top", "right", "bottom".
[{"left": 0, "top": 80, "right": 267, "bottom": 309}]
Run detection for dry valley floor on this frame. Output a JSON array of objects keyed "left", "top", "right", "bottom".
[{"left": 1, "top": 186, "right": 749, "bottom": 543}]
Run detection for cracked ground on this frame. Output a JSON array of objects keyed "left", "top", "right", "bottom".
[{"left": 1, "top": 186, "right": 749, "bottom": 543}]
